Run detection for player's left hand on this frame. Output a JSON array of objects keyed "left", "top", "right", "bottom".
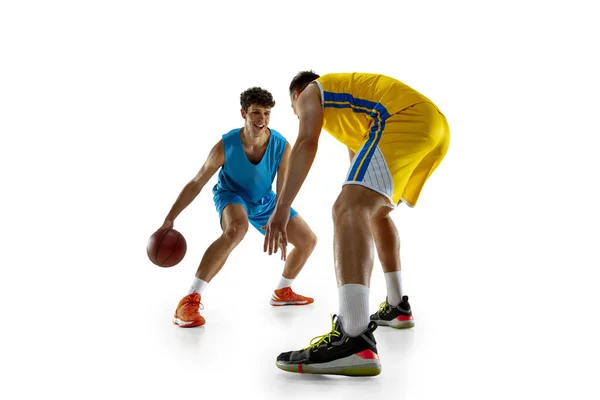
[{"left": 262, "top": 206, "right": 290, "bottom": 261}]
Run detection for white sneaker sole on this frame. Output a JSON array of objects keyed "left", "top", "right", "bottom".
[
  {"left": 172, "top": 317, "right": 204, "bottom": 327},
  {"left": 374, "top": 318, "right": 415, "bottom": 329},
  {"left": 276, "top": 353, "right": 381, "bottom": 376},
  {"left": 269, "top": 299, "right": 310, "bottom": 306}
]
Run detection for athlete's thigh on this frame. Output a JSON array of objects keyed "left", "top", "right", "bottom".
[
  {"left": 336, "top": 184, "right": 389, "bottom": 212},
  {"left": 213, "top": 190, "right": 250, "bottom": 231},
  {"left": 346, "top": 102, "right": 445, "bottom": 205},
  {"left": 248, "top": 191, "right": 298, "bottom": 235},
  {"left": 221, "top": 203, "right": 249, "bottom": 232}
]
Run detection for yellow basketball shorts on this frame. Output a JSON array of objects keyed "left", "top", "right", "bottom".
[{"left": 344, "top": 101, "right": 450, "bottom": 207}]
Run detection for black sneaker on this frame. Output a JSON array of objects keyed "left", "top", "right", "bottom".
[
  {"left": 370, "top": 295, "right": 415, "bottom": 329},
  {"left": 276, "top": 314, "right": 381, "bottom": 376}
]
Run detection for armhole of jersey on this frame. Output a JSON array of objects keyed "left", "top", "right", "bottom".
[
  {"left": 266, "top": 129, "right": 281, "bottom": 169},
  {"left": 313, "top": 81, "right": 325, "bottom": 109},
  {"left": 219, "top": 137, "right": 226, "bottom": 167},
  {"left": 276, "top": 131, "right": 286, "bottom": 169},
  {"left": 222, "top": 128, "right": 240, "bottom": 166}
]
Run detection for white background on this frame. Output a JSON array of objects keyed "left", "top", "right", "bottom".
[{"left": 1, "top": 0, "right": 599, "bottom": 399}]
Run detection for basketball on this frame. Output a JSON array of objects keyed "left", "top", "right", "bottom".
[{"left": 147, "top": 228, "right": 187, "bottom": 267}]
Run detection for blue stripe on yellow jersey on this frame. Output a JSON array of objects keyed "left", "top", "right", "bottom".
[
  {"left": 321, "top": 91, "right": 389, "bottom": 182},
  {"left": 315, "top": 73, "right": 432, "bottom": 153},
  {"left": 322, "top": 92, "right": 392, "bottom": 120}
]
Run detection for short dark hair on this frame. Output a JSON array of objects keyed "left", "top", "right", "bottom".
[
  {"left": 240, "top": 87, "right": 276, "bottom": 112},
  {"left": 289, "top": 70, "right": 320, "bottom": 94}
]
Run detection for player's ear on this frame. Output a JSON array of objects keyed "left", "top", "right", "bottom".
[{"left": 240, "top": 108, "right": 246, "bottom": 119}]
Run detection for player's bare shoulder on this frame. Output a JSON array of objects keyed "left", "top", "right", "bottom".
[
  {"left": 300, "top": 82, "right": 322, "bottom": 108},
  {"left": 297, "top": 83, "right": 324, "bottom": 132},
  {"left": 283, "top": 140, "right": 292, "bottom": 154},
  {"left": 207, "top": 139, "right": 225, "bottom": 168}
]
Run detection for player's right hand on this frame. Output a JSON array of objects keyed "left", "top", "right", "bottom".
[{"left": 160, "top": 220, "right": 174, "bottom": 230}]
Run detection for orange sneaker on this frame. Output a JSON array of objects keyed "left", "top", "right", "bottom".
[
  {"left": 173, "top": 293, "right": 205, "bottom": 327},
  {"left": 270, "top": 287, "right": 314, "bottom": 306}
]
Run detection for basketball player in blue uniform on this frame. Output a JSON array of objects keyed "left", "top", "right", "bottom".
[{"left": 160, "top": 87, "right": 317, "bottom": 328}]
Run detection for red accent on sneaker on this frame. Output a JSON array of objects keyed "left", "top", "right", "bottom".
[
  {"left": 355, "top": 349, "right": 378, "bottom": 359},
  {"left": 396, "top": 315, "right": 414, "bottom": 321},
  {"left": 298, "top": 364, "right": 303, "bottom": 373}
]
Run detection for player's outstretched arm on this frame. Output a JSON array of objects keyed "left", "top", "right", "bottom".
[
  {"left": 162, "top": 140, "right": 224, "bottom": 228},
  {"left": 276, "top": 84, "right": 323, "bottom": 209},
  {"left": 263, "top": 84, "right": 323, "bottom": 258}
]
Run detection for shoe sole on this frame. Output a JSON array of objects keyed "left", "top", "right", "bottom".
[
  {"left": 276, "top": 357, "right": 381, "bottom": 377},
  {"left": 269, "top": 299, "right": 313, "bottom": 306},
  {"left": 172, "top": 317, "right": 205, "bottom": 328},
  {"left": 373, "top": 319, "right": 415, "bottom": 329}
]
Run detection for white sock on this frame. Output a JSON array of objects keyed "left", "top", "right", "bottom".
[
  {"left": 384, "top": 271, "right": 403, "bottom": 306},
  {"left": 276, "top": 275, "right": 294, "bottom": 290},
  {"left": 188, "top": 277, "right": 209, "bottom": 295},
  {"left": 338, "top": 284, "right": 370, "bottom": 337}
]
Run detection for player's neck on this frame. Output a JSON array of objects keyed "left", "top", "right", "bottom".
[{"left": 240, "top": 127, "right": 270, "bottom": 148}]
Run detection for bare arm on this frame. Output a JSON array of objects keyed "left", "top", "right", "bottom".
[
  {"left": 348, "top": 147, "right": 355, "bottom": 163},
  {"left": 276, "top": 141, "right": 292, "bottom": 196},
  {"left": 276, "top": 83, "right": 324, "bottom": 209},
  {"left": 164, "top": 140, "right": 224, "bottom": 223}
]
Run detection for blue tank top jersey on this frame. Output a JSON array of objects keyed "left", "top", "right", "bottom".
[{"left": 213, "top": 128, "right": 287, "bottom": 203}]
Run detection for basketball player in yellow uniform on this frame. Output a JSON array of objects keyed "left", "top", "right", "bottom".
[{"left": 264, "top": 72, "right": 450, "bottom": 376}]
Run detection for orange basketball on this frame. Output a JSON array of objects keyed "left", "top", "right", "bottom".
[{"left": 147, "top": 228, "right": 187, "bottom": 267}]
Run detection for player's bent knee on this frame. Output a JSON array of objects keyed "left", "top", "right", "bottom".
[
  {"left": 222, "top": 220, "right": 248, "bottom": 244},
  {"left": 371, "top": 206, "right": 394, "bottom": 222},
  {"left": 305, "top": 231, "right": 318, "bottom": 252},
  {"left": 332, "top": 194, "right": 369, "bottom": 220}
]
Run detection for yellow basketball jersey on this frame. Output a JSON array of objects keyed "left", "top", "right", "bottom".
[{"left": 314, "top": 73, "right": 432, "bottom": 152}]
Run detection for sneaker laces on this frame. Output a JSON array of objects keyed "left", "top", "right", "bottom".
[
  {"left": 279, "top": 287, "right": 297, "bottom": 301},
  {"left": 377, "top": 301, "right": 391, "bottom": 315},
  {"left": 188, "top": 295, "right": 204, "bottom": 311},
  {"left": 304, "top": 314, "right": 342, "bottom": 350}
]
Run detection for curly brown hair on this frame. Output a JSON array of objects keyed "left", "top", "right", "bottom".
[{"left": 240, "top": 87, "right": 276, "bottom": 112}]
